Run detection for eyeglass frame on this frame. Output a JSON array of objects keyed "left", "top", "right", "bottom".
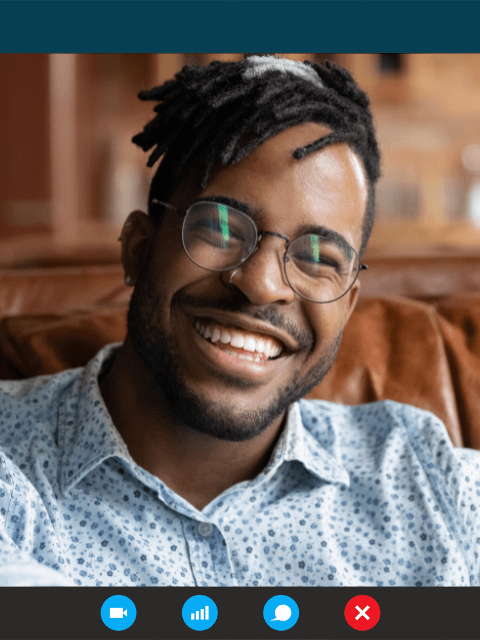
[{"left": 150, "top": 198, "right": 368, "bottom": 304}]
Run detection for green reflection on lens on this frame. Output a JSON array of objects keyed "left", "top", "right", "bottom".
[
  {"left": 218, "top": 204, "right": 229, "bottom": 242},
  {"left": 311, "top": 235, "right": 319, "bottom": 263}
]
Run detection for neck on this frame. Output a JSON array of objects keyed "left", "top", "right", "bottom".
[{"left": 99, "top": 338, "right": 286, "bottom": 511}]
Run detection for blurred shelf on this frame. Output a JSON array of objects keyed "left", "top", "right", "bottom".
[{"left": 364, "top": 221, "right": 480, "bottom": 259}]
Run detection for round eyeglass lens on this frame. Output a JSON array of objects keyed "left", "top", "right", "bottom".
[
  {"left": 285, "top": 234, "right": 359, "bottom": 302},
  {"left": 182, "top": 202, "right": 257, "bottom": 271}
]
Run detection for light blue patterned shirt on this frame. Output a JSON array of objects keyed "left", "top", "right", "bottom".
[{"left": 0, "top": 344, "right": 478, "bottom": 587}]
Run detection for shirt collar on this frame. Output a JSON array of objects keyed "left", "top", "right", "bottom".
[
  {"left": 59, "top": 344, "right": 349, "bottom": 495},
  {"left": 59, "top": 343, "right": 135, "bottom": 496},
  {"left": 257, "top": 400, "right": 350, "bottom": 488}
]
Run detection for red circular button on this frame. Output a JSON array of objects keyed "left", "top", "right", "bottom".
[{"left": 344, "top": 595, "right": 380, "bottom": 631}]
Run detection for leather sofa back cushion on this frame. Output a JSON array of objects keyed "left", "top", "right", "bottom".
[
  {"left": 1, "top": 296, "right": 479, "bottom": 450},
  {"left": 0, "top": 265, "right": 129, "bottom": 316}
]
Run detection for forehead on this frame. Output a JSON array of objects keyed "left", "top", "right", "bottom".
[{"left": 173, "top": 123, "right": 368, "bottom": 252}]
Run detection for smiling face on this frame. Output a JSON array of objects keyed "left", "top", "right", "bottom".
[{"left": 124, "top": 122, "right": 368, "bottom": 442}]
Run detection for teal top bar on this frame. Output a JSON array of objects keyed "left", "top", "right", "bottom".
[{"left": 0, "top": 1, "right": 478, "bottom": 54}]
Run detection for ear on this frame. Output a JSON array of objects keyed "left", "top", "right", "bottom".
[{"left": 120, "top": 210, "right": 156, "bottom": 286}]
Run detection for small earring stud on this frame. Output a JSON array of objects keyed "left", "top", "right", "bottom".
[
  {"left": 229, "top": 270, "right": 238, "bottom": 284},
  {"left": 125, "top": 275, "right": 132, "bottom": 285}
]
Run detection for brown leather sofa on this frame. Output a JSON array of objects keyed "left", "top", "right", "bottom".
[{"left": 0, "top": 259, "right": 479, "bottom": 450}]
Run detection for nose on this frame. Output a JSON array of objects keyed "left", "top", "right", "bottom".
[{"left": 220, "top": 235, "right": 296, "bottom": 305}]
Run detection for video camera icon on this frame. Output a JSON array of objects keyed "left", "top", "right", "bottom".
[{"left": 101, "top": 595, "right": 136, "bottom": 631}]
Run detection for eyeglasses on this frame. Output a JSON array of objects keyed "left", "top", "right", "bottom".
[{"left": 151, "top": 199, "right": 368, "bottom": 304}]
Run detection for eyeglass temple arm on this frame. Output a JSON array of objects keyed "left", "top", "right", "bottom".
[{"left": 150, "top": 199, "right": 185, "bottom": 218}]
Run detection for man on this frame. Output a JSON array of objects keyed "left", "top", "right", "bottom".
[{"left": 0, "top": 55, "right": 479, "bottom": 587}]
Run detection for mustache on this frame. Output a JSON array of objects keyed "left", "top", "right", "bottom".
[{"left": 172, "top": 290, "right": 314, "bottom": 351}]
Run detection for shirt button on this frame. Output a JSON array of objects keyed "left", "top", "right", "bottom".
[{"left": 197, "top": 522, "right": 214, "bottom": 537}]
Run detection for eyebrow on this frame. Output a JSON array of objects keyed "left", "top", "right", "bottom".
[
  {"left": 294, "top": 224, "right": 354, "bottom": 260},
  {"left": 196, "top": 195, "right": 265, "bottom": 226},
  {"left": 197, "top": 195, "right": 354, "bottom": 259}
]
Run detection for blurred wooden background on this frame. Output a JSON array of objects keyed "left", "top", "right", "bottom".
[{"left": 2, "top": 53, "right": 480, "bottom": 267}]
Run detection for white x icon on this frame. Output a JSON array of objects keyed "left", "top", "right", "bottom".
[{"left": 355, "top": 605, "right": 370, "bottom": 620}]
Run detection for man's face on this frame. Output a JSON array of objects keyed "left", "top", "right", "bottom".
[{"left": 126, "top": 123, "right": 368, "bottom": 441}]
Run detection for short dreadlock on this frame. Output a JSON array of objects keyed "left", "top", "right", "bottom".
[{"left": 132, "top": 55, "right": 381, "bottom": 258}]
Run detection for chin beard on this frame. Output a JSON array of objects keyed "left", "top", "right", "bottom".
[{"left": 126, "top": 265, "right": 343, "bottom": 442}]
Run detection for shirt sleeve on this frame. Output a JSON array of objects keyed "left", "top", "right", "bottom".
[
  {"left": 0, "top": 454, "right": 73, "bottom": 586},
  {"left": 448, "top": 447, "right": 480, "bottom": 582},
  {"left": 0, "top": 558, "right": 73, "bottom": 586},
  {"left": 402, "top": 403, "right": 480, "bottom": 584}
]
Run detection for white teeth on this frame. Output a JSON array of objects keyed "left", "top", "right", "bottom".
[
  {"left": 264, "top": 342, "right": 272, "bottom": 359},
  {"left": 220, "top": 330, "right": 231, "bottom": 344},
  {"left": 230, "top": 332, "right": 245, "bottom": 349},
  {"left": 243, "top": 336, "right": 256, "bottom": 353},
  {"left": 194, "top": 320, "right": 283, "bottom": 359},
  {"left": 270, "top": 344, "right": 280, "bottom": 358},
  {"left": 256, "top": 338, "right": 266, "bottom": 355}
]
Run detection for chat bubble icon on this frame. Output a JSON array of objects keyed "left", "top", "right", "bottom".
[
  {"left": 110, "top": 608, "right": 127, "bottom": 618},
  {"left": 271, "top": 604, "right": 291, "bottom": 622}
]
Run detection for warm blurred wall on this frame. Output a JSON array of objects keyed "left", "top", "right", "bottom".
[
  {"left": 0, "top": 55, "right": 51, "bottom": 239},
  {"left": 1, "top": 53, "right": 480, "bottom": 267},
  {"left": 347, "top": 54, "right": 480, "bottom": 255}
]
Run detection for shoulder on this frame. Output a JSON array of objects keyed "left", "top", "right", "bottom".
[
  {"left": 0, "top": 368, "right": 80, "bottom": 401},
  {"left": 298, "top": 398, "right": 437, "bottom": 446},
  {"left": 0, "top": 369, "right": 80, "bottom": 455},
  {"left": 299, "top": 397, "right": 480, "bottom": 470},
  {"left": 299, "top": 397, "right": 480, "bottom": 499},
  {"left": 300, "top": 397, "right": 451, "bottom": 437}
]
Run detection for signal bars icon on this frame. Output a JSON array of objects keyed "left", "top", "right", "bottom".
[
  {"left": 191, "top": 605, "right": 209, "bottom": 621},
  {"left": 182, "top": 595, "right": 217, "bottom": 631}
]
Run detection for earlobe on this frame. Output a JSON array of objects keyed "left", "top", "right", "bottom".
[{"left": 121, "top": 210, "right": 155, "bottom": 284}]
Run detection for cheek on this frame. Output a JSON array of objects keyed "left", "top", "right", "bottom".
[
  {"left": 150, "top": 231, "right": 196, "bottom": 290},
  {"left": 153, "top": 226, "right": 183, "bottom": 267},
  {"left": 307, "top": 304, "right": 348, "bottom": 354},
  {"left": 149, "top": 238, "right": 224, "bottom": 310}
]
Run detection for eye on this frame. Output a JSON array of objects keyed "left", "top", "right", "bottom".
[
  {"left": 193, "top": 218, "right": 222, "bottom": 232},
  {"left": 289, "top": 249, "right": 351, "bottom": 281},
  {"left": 189, "top": 218, "right": 246, "bottom": 246},
  {"left": 287, "top": 234, "right": 352, "bottom": 278},
  {"left": 292, "top": 251, "right": 341, "bottom": 270}
]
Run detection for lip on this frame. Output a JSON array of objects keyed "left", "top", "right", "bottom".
[{"left": 186, "top": 309, "right": 299, "bottom": 353}]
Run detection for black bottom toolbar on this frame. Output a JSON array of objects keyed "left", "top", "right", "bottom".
[{"left": 1, "top": 586, "right": 477, "bottom": 640}]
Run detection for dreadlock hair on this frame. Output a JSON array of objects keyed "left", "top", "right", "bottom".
[{"left": 132, "top": 55, "right": 381, "bottom": 258}]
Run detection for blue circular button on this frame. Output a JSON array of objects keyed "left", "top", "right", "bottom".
[
  {"left": 182, "top": 595, "right": 218, "bottom": 631},
  {"left": 101, "top": 595, "right": 137, "bottom": 631},
  {"left": 263, "top": 594, "right": 299, "bottom": 631}
]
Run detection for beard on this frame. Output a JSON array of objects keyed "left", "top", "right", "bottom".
[{"left": 127, "top": 259, "right": 344, "bottom": 442}]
